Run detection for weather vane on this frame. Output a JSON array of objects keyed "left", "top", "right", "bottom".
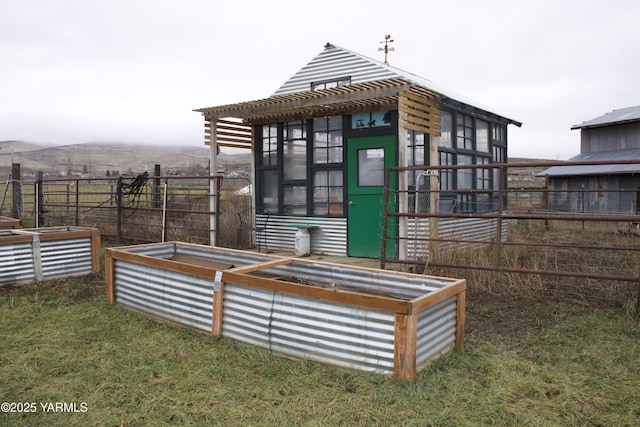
[{"left": 378, "top": 35, "right": 394, "bottom": 65}]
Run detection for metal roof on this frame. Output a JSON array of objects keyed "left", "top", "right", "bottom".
[
  {"left": 571, "top": 105, "right": 640, "bottom": 130},
  {"left": 274, "top": 43, "right": 521, "bottom": 125},
  {"left": 195, "top": 43, "right": 521, "bottom": 127},
  {"left": 537, "top": 148, "right": 640, "bottom": 176}
]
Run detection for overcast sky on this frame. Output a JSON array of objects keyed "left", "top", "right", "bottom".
[{"left": 1, "top": 0, "right": 639, "bottom": 159}]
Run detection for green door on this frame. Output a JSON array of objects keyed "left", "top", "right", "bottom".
[{"left": 347, "top": 136, "right": 396, "bottom": 258}]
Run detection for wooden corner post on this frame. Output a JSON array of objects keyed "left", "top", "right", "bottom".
[
  {"left": 211, "top": 271, "right": 225, "bottom": 337},
  {"left": 456, "top": 287, "right": 466, "bottom": 348},
  {"left": 394, "top": 312, "right": 417, "bottom": 382},
  {"left": 105, "top": 249, "right": 116, "bottom": 305}
]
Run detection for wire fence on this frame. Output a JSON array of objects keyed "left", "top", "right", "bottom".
[{"left": 0, "top": 169, "right": 252, "bottom": 248}]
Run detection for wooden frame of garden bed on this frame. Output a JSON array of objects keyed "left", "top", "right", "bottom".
[
  {"left": 0, "top": 226, "right": 100, "bottom": 286},
  {"left": 106, "top": 242, "right": 466, "bottom": 381}
]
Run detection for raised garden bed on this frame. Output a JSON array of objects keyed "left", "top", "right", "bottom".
[
  {"left": 105, "top": 242, "right": 466, "bottom": 381},
  {"left": 0, "top": 216, "right": 21, "bottom": 230},
  {"left": 0, "top": 226, "right": 100, "bottom": 286}
]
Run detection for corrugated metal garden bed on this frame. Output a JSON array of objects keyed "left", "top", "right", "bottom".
[
  {"left": 0, "top": 226, "right": 101, "bottom": 286},
  {"left": 105, "top": 242, "right": 466, "bottom": 381}
]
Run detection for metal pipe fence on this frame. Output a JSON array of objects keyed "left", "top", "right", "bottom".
[{"left": 381, "top": 159, "right": 640, "bottom": 310}]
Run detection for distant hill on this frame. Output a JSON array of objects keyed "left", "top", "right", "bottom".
[{"left": 0, "top": 141, "right": 251, "bottom": 177}]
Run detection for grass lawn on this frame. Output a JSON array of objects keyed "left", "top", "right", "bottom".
[{"left": 1, "top": 270, "right": 639, "bottom": 426}]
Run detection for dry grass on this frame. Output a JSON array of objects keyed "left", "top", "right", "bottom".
[{"left": 424, "top": 219, "right": 640, "bottom": 313}]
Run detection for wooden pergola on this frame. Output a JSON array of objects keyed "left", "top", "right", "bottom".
[{"left": 194, "top": 77, "right": 443, "bottom": 248}]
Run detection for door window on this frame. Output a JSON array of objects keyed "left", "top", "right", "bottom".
[{"left": 357, "top": 148, "right": 385, "bottom": 186}]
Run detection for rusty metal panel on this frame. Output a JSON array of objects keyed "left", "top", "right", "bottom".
[
  {"left": 260, "top": 214, "right": 347, "bottom": 256},
  {"left": 222, "top": 282, "right": 396, "bottom": 373},
  {"left": 415, "top": 297, "right": 457, "bottom": 370},
  {"left": 114, "top": 259, "right": 215, "bottom": 334}
]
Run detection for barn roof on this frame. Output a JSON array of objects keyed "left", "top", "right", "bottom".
[
  {"left": 538, "top": 148, "right": 640, "bottom": 177},
  {"left": 571, "top": 105, "right": 640, "bottom": 130}
]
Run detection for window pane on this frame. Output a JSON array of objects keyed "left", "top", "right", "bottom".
[
  {"left": 313, "top": 116, "right": 343, "bottom": 164},
  {"left": 262, "top": 170, "right": 278, "bottom": 212},
  {"left": 456, "top": 114, "right": 473, "bottom": 150},
  {"left": 358, "top": 148, "right": 385, "bottom": 186},
  {"left": 439, "top": 111, "right": 453, "bottom": 148},
  {"left": 476, "top": 120, "right": 489, "bottom": 152},
  {"left": 283, "top": 185, "right": 307, "bottom": 215},
  {"left": 283, "top": 140, "right": 306, "bottom": 180},
  {"left": 262, "top": 124, "right": 278, "bottom": 166},
  {"left": 313, "top": 117, "right": 328, "bottom": 132},
  {"left": 457, "top": 155, "right": 473, "bottom": 189},
  {"left": 313, "top": 147, "right": 328, "bottom": 164},
  {"left": 439, "top": 151, "right": 454, "bottom": 191},
  {"left": 313, "top": 170, "right": 343, "bottom": 216}
]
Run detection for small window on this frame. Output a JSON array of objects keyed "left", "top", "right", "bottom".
[
  {"left": 311, "top": 77, "right": 351, "bottom": 91},
  {"left": 352, "top": 111, "right": 392, "bottom": 129}
]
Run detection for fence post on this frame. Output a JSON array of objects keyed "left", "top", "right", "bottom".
[
  {"left": 213, "top": 175, "right": 222, "bottom": 246},
  {"left": 152, "top": 164, "right": 161, "bottom": 209},
  {"left": 36, "top": 171, "right": 44, "bottom": 227},
  {"left": 11, "top": 163, "right": 21, "bottom": 220},
  {"left": 75, "top": 178, "right": 80, "bottom": 226},
  {"left": 495, "top": 164, "right": 506, "bottom": 269},
  {"left": 116, "top": 176, "right": 123, "bottom": 244}
]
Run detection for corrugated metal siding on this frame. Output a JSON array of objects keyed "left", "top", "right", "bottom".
[
  {"left": 174, "top": 243, "right": 274, "bottom": 267},
  {"left": 0, "top": 241, "right": 35, "bottom": 286},
  {"left": 119, "top": 242, "right": 176, "bottom": 259},
  {"left": 40, "top": 237, "right": 94, "bottom": 280},
  {"left": 261, "top": 214, "right": 506, "bottom": 259},
  {"left": 407, "top": 217, "right": 508, "bottom": 259},
  {"left": 273, "top": 46, "right": 398, "bottom": 96},
  {"left": 260, "top": 215, "right": 347, "bottom": 256},
  {"left": 415, "top": 297, "right": 457, "bottom": 370},
  {"left": 114, "top": 259, "right": 214, "bottom": 334},
  {"left": 265, "top": 259, "right": 449, "bottom": 300},
  {"left": 222, "top": 282, "right": 396, "bottom": 373}
]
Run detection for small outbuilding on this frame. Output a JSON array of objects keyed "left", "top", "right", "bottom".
[
  {"left": 540, "top": 106, "right": 640, "bottom": 214},
  {"left": 195, "top": 42, "right": 521, "bottom": 258}
]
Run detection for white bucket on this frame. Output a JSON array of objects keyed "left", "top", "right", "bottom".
[{"left": 294, "top": 228, "right": 311, "bottom": 256}]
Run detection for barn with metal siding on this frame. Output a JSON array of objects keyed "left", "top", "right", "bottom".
[
  {"left": 195, "top": 42, "right": 521, "bottom": 258},
  {"left": 540, "top": 106, "right": 640, "bottom": 214}
]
